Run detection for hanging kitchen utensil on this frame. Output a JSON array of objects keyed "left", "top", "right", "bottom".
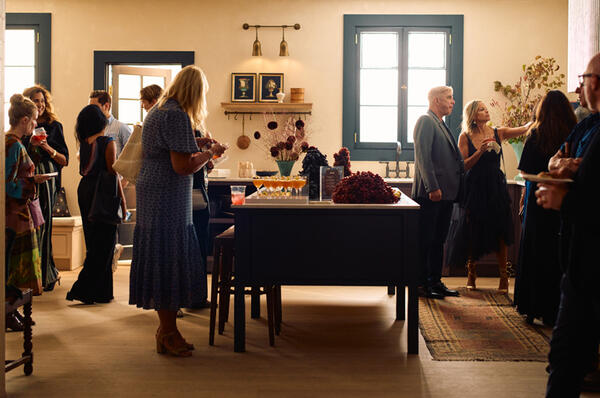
[{"left": 237, "top": 114, "right": 251, "bottom": 149}]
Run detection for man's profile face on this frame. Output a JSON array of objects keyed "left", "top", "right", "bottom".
[
  {"left": 436, "top": 91, "right": 455, "bottom": 117},
  {"left": 89, "top": 97, "right": 111, "bottom": 118},
  {"left": 576, "top": 84, "right": 588, "bottom": 108}
]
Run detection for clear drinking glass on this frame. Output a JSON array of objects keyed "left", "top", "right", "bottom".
[{"left": 230, "top": 185, "right": 246, "bottom": 205}]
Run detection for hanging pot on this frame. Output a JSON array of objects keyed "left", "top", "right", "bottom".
[{"left": 237, "top": 115, "right": 250, "bottom": 150}]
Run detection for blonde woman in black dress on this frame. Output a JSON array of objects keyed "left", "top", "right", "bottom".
[{"left": 448, "top": 100, "right": 529, "bottom": 293}]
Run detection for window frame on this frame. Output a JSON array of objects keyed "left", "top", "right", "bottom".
[
  {"left": 93, "top": 51, "right": 194, "bottom": 90},
  {"left": 343, "top": 14, "right": 463, "bottom": 161},
  {"left": 6, "top": 13, "right": 52, "bottom": 90}
]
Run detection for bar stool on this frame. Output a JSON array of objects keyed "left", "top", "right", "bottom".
[
  {"left": 209, "top": 226, "right": 280, "bottom": 346},
  {"left": 5, "top": 289, "right": 33, "bottom": 375}
]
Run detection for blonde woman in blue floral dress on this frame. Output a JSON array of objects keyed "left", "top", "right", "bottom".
[{"left": 129, "top": 66, "right": 227, "bottom": 357}]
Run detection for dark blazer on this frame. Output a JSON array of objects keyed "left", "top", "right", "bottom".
[
  {"left": 560, "top": 120, "right": 600, "bottom": 294},
  {"left": 412, "top": 110, "right": 464, "bottom": 201}
]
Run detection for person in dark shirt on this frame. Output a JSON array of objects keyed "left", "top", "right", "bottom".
[
  {"left": 536, "top": 52, "right": 600, "bottom": 398},
  {"left": 514, "top": 90, "right": 576, "bottom": 326}
]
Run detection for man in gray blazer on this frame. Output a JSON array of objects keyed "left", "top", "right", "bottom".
[{"left": 412, "top": 86, "right": 464, "bottom": 299}]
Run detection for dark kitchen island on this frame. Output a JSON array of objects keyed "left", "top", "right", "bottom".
[{"left": 231, "top": 195, "right": 420, "bottom": 354}]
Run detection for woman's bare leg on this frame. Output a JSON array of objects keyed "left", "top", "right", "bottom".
[{"left": 496, "top": 240, "right": 509, "bottom": 293}]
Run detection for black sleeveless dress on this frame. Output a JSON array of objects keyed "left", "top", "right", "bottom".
[{"left": 447, "top": 129, "right": 514, "bottom": 266}]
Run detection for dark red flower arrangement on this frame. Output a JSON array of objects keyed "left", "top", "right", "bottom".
[
  {"left": 332, "top": 171, "right": 399, "bottom": 204},
  {"left": 333, "top": 147, "right": 352, "bottom": 177},
  {"left": 254, "top": 116, "right": 310, "bottom": 161}
]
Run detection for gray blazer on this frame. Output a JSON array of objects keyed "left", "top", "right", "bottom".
[{"left": 412, "top": 110, "right": 464, "bottom": 201}]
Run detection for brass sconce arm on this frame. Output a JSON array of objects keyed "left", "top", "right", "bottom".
[
  {"left": 243, "top": 23, "right": 301, "bottom": 56},
  {"left": 243, "top": 23, "right": 301, "bottom": 30}
]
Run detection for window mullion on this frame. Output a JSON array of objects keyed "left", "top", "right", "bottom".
[{"left": 399, "top": 27, "right": 408, "bottom": 149}]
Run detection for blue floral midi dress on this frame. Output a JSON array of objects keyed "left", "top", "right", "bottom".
[{"left": 129, "top": 99, "right": 205, "bottom": 310}]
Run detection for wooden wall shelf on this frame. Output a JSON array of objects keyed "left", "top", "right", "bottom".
[{"left": 221, "top": 102, "right": 312, "bottom": 116}]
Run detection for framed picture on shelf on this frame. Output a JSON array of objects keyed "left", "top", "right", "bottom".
[
  {"left": 258, "top": 73, "right": 284, "bottom": 102},
  {"left": 231, "top": 73, "right": 257, "bottom": 102}
]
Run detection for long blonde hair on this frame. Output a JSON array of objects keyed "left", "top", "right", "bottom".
[
  {"left": 158, "top": 65, "right": 209, "bottom": 131},
  {"left": 23, "top": 85, "right": 59, "bottom": 123},
  {"left": 461, "top": 99, "right": 483, "bottom": 136}
]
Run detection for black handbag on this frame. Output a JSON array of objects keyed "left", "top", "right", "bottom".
[
  {"left": 88, "top": 171, "right": 123, "bottom": 225},
  {"left": 52, "top": 187, "right": 71, "bottom": 217}
]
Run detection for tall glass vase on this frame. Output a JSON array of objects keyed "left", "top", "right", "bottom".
[{"left": 276, "top": 160, "right": 295, "bottom": 177}]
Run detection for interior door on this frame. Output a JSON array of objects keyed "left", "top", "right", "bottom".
[{"left": 111, "top": 65, "right": 172, "bottom": 127}]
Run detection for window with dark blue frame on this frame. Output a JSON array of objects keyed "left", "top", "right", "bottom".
[
  {"left": 5, "top": 13, "right": 51, "bottom": 129},
  {"left": 343, "top": 15, "right": 463, "bottom": 161}
]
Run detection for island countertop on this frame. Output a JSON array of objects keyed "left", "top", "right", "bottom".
[
  {"left": 231, "top": 193, "right": 419, "bottom": 210},
  {"left": 209, "top": 177, "right": 524, "bottom": 185}
]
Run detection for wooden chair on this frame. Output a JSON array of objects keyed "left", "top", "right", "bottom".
[
  {"left": 209, "top": 226, "right": 281, "bottom": 346},
  {"left": 5, "top": 288, "right": 33, "bottom": 375}
]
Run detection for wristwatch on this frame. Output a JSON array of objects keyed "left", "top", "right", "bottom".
[{"left": 51, "top": 149, "right": 57, "bottom": 158}]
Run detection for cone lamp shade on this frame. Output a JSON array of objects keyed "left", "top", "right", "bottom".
[
  {"left": 252, "top": 27, "right": 262, "bottom": 56},
  {"left": 279, "top": 28, "right": 289, "bottom": 56}
]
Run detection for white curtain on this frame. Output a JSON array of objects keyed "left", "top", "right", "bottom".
[{"left": 569, "top": 0, "right": 600, "bottom": 91}]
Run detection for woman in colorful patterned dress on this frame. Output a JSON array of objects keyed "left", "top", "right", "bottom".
[
  {"left": 5, "top": 94, "right": 52, "bottom": 329},
  {"left": 129, "top": 66, "right": 227, "bottom": 357},
  {"left": 23, "top": 85, "right": 69, "bottom": 291}
]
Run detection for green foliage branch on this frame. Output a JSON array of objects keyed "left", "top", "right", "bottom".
[{"left": 490, "top": 55, "right": 565, "bottom": 143}]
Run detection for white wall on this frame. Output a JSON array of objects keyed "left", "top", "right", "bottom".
[{"left": 7, "top": 0, "right": 569, "bottom": 214}]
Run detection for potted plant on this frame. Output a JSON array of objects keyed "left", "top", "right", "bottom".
[{"left": 490, "top": 55, "right": 565, "bottom": 162}]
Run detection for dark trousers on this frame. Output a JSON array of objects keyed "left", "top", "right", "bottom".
[
  {"left": 69, "top": 177, "right": 117, "bottom": 302},
  {"left": 416, "top": 198, "right": 453, "bottom": 287},
  {"left": 546, "top": 274, "right": 600, "bottom": 397},
  {"left": 192, "top": 206, "right": 210, "bottom": 303}
]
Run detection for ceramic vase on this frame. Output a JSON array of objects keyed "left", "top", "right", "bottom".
[{"left": 276, "top": 160, "right": 295, "bottom": 177}]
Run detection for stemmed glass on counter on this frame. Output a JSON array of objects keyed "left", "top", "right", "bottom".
[{"left": 252, "top": 176, "right": 306, "bottom": 198}]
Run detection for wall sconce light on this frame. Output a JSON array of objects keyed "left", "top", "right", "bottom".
[
  {"left": 252, "top": 26, "right": 262, "bottom": 56},
  {"left": 279, "top": 27, "right": 289, "bottom": 57},
  {"left": 243, "top": 23, "right": 301, "bottom": 57}
]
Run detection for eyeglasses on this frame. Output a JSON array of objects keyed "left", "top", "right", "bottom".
[{"left": 578, "top": 73, "right": 600, "bottom": 85}]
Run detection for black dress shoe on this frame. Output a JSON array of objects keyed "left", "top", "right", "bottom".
[
  {"left": 14, "top": 309, "right": 35, "bottom": 326},
  {"left": 418, "top": 286, "right": 445, "bottom": 300},
  {"left": 6, "top": 312, "right": 24, "bottom": 332},
  {"left": 431, "top": 282, "right": 460, "bottom": 297},
  {"left": 66, "top": 291, "right": 94, "bottom": 305}
]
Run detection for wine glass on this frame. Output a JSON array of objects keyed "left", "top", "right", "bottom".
[
  {"left": 295, "top": 176, "right": 307, "bottom": 196},
  {"left": 274, "top": 177, "right": 283, "bottom": 197},
  {"left": 283, "top": 176, "right": 294, "bottom": 197},
  {"left": 252, "top": 176, "right": 263, "bottom": 196},
  {"left": 263, "top": 177, "right": 275, "bottom": 198}
]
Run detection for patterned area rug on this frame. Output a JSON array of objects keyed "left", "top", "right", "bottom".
[{"left": 419, "top": 287, "right": 551, "bottom": 361}]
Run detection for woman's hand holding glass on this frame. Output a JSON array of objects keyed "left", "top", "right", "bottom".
[
  {"left": 196, "top": 136, "right": 215, "bottom": 149},
  {"left": 209, "top": 142, "right": 228, "bottom": 158}
]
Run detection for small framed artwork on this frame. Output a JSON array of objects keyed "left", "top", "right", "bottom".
[
  {"left": 259, "top": 73, "right": 284, "bottom": 102},
  {"left": 231, "top": 73, "right": 257, "bottom": 102}
]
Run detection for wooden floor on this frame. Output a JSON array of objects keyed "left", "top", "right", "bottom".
[{"left": 5, "top": 269, "right": 600, "bottom": 398}]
